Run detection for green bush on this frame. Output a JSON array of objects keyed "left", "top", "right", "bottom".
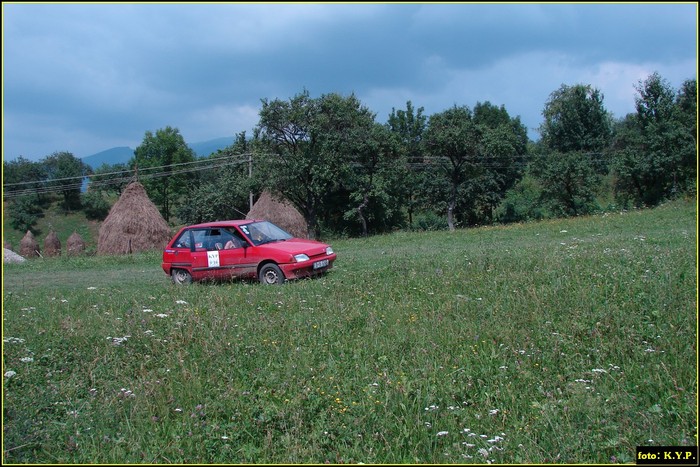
[
  {"left": 81, "top": 191, "right": 111, "bottom": 220},
  {"left": 495, "top": 174, "right": 550, "bottom": 223},
  {"left": 412, "top": 210, "right": 448, "bottom": 231},
  {"left": 7, "top": 196, "right": 43, "bottom": 232}
]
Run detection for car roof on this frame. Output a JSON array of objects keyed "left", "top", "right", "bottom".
[{"left": 182, "top": 219, "right": 264, "bottom": 230}]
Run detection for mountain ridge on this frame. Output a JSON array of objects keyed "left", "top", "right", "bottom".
[{"left": 81, "top": 136, "right": 236, "bottom": 169}]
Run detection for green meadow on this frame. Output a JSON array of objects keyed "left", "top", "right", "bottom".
[{"left": 2, "top": 200, "right": 697, "bottom": 464}]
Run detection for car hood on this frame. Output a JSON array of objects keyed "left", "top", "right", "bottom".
[{"left": 255, "top": 239, "right": 329, "bottom": 256}]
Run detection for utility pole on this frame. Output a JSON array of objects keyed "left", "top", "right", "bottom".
[{"left": 248, "top": 154, "right": 253, "bottom": 211}]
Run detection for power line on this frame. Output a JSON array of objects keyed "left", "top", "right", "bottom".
[
  {"left": 2, "top": 151, "right": 613, "bottom": 199},
  {"left": 2, "top": 156, "right": 252, "bottom": 199},
  {"left": 2, "top": 152, "right": 253, "bottom": 188}
]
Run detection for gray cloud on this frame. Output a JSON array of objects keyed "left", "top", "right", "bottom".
[{"left": 3, "top": 2, "right": 696, "bottom": 160}]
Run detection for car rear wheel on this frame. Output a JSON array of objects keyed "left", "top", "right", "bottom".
[
  {"left": 259, "top": 263, "right": 285, "bottom": 285},
  {"left": 171, "top": 268, "right": 192, "bottom": 285}
]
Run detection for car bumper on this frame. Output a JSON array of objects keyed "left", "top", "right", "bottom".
[{"left": 280, "top": 254, "right": 336, "bottom": 280}]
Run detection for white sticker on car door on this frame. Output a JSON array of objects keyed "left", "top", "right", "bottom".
[{"left": 207, "top": 251, "right": 220, "bottom": 268}]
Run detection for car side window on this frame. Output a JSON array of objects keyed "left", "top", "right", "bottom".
[
  {"left": 222, "top": 228, "right": 246, "bottom": 249},
  {"left": 206, "top": 229, "right": 224, "bottom": 251},
  {"left": 174, "top": 231, "right": 192, "bottom": 249},
  {"left": 191, "top": 229, "right": 208, "bottom": 250}
]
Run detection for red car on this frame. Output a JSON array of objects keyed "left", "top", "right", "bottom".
[{"left": 162, "top": 220, "right": 337, "bottom": 285}]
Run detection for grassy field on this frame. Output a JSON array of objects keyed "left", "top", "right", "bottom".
[{"left": 2, "top": 199, "right": 697, "bottom": 464}]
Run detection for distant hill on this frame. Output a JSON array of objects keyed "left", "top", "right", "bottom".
[
  {"left": 81, "top": 137, "right": 236, "bottom": 169},
  {"left": 189, "top": 137, "right": 236, "bottom": 159},
  {"left": 82, "top": 146, "right": 135, "bottom": 169}
]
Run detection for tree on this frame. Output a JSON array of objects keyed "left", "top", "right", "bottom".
[
  {"left": 539, "top": 84, "right": 613, "bottom": 155},
  {"left": 89, "top": 162, "right": 132, "bottom": 196},
  {"left": 3, "top": 156, "right": 47, "bottom": 195},
  {"left": 81, "top": 191, "right": 111, "bottom": 220},
  {"left": 612, "top": 73, "right": 696, "bottom": 206},
  {"left": 3, "top": 157, "right": 48, "bottom": 217},
  {"left": 531, "top": 148, "right": 601, "bottom": 216},
  {"left": 176, "top": 132, "right": 254, "bottom": 224},
  {"left": 256, "top": 90, "right": 376, "bottom": 239},
  {"left": 132, "top": 126, "right": 196, "bottom": 222},
  {"left": 387, "top": 101, "right": 427, "bottom": 227},
  {"left": 344, "top": 122, "right": 405, "bottom": 236},
  {"left": 534, "top": 84, "right": 612, "bottom": 215},
  {"left": 471, "top": 102, "right": 529, "bottom": 223},
  {"left": 422, "top": 103, "right": 528, "bottom": 230},
  {"left": 42, "top": 151, "right": 91, "bottom": 211},
  {"left": 423, "top": 105, "right": 480, "bottom": 231},
  {"left": 7, "top": 195, "right": 43, "bottom": 232},
  {"left": 672, "top": 78, "right": 697, "bottom": 195}
]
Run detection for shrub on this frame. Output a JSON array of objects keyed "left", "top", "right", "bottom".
[
  {"left": 81, "top": 191, "right": 111, "bottom": 220},
  {"left": 8, "top": 196, "right": 42, "bottom": 232}
]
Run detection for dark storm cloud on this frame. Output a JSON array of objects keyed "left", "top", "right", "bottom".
[{"left": 2, "top": 2, "right": 696, "bottom": 160}]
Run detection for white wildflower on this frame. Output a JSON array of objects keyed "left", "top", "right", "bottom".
[
  {"left": 20, "top": 357, "right": 34, "bottom": 363},
  {"left": 176, "top": 300, "right": 187, "bottom": 305},
  {"left": 3, "top": 337, "right": 25, "bottom": 344},
  {"left": 4, "top": 370, "right": 17, "bottom": 378},
  {"left": 436, "top": 431, "right": 449, "bottom": 437}
]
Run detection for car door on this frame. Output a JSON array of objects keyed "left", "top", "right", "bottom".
[
  {"left": 217, "top": 227, "right": 257, "bottom": 279},
  {"left": 164, "top": 229, "right": 194, "bottom": 275},
  {"left": 189, "top": 228, "right": 225, "bottom": 281}
]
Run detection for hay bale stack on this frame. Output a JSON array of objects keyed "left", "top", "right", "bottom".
[
  {"left": 97, "top": 181, "right": 172, "bottom": 255},
  {"left": 43, "top": 230, "right": 62, "bottom": 257},
  {"left": 66, "top": 231, "right": 86, "bottom": 256},
  {"left": 247, "top": 191, "right": 308, "bottom": 239},
  {"left": 19, "top": 230, "right": 40, "bottom": 258}
]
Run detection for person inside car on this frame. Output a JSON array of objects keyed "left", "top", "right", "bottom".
[{"left": 224, "top": 234, "right": 244, "bottom": 249}]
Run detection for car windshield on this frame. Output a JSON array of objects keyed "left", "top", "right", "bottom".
[{"left": 239, "top": 221, "right": 293, "bottom": 246}]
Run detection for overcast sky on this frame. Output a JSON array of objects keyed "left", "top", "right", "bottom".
[{"left": 3, "top": 2, "right": 697, "bottom": 161}]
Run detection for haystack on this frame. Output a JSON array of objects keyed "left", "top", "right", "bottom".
[
  {"left": 66, "top": 231, "right": 86, "bottom": 256},
  {"left": 43, "top": 230, "right": 62, "bottom": 257},
  {"left": 97, "top": 182, "right": 172, "bottom": 255},
  {"left": 19, "top": 230, "right": 40, "bottom": 258},
  {"left": 247, "top": 191, "right": 308, "bottom": 239}
]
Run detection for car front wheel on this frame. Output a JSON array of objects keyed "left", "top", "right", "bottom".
[
  {"left": 171, "top": 268, "right": 192, "bottom": 285},
  {"left": 259, "top": 263, "right": 285, "bottom": 285}
]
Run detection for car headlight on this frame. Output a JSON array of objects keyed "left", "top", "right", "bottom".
[
  {"left": 326, "top": 247, "right": 334, "bottom": 255},
  {"left": 294, "top": 254, "right": 310, "bottom": 262}
]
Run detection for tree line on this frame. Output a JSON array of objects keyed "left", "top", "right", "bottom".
[{"left": 4, "top": 72, "right": 696, "bottom": 239}]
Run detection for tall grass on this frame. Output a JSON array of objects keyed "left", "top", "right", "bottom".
[{"left": 3, "top": 200, "right": 696, "bottom": 464}]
